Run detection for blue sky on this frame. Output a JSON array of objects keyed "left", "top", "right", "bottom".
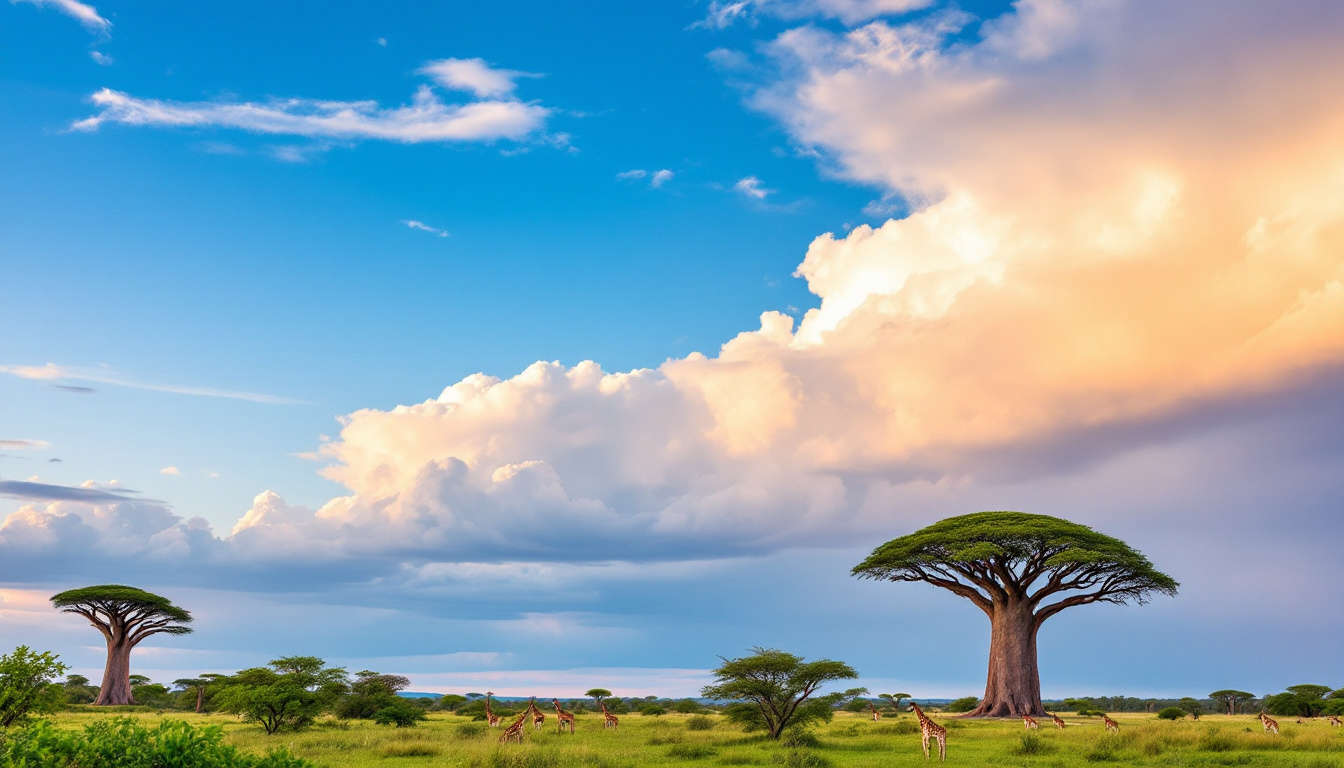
[{"left": 3, "top": 0, "right": 1344, "bottom": 699}]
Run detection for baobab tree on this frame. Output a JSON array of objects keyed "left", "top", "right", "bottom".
[
  {"left": 1210, "top": 690, "right": 1254, "bottom": 716},
  {"left": 853, "top": 511, "right": 1177, "bottom": 718},
  {"left": 50, "top": 585, "right": 193, "bottom": 705}
]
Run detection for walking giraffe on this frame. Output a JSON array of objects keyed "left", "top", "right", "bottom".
[
  {"left": 1102, "top": 713, "right": 1119, "bottom": 733},
  {"left": 1049, "top": 712, "right": 1066, "bottom": 729},
  {"left": 1022, "top": 714, "right": 1040, "bottom": 730},
  {"left": 600, "top": 700, "right": 619, "bottom": 729},
  {"left": 527, "top": 697, "right": 546, "bottom": 730},
  {"left": 552, "top": 698, "right": 576, "bottom": 734},
  {"left": 484, "top": 692, "right": 501, "bottom": 727},
  {"left": 906, "top": 702, "right": 947, "bottom": 762},
  {"left": 1259, "top": 711, "right": 1279, "bottom": 734},
  {"left": 498, "top": 710, "right": 528, "bottom": 744},
  {"left": 868, "top": 702, "right": 882, "bottom": 721},
  {"left": 1328, "top": 716, "right": 1341, "bottom": 727}
]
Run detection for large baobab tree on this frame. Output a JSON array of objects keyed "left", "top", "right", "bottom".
[
  {"left": 50, "top": 585, "right": 193, "bottom": 705},
  {"left": 1210, "top": 689, "right": 1255, "bottom": 716},
  {"left": 853, "top": 511, "right": 1177, "bottom": 718}
]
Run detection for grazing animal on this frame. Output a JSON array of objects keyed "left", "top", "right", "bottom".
[
  {"left": 484, "top": 691, "right": 501, "bottom": 727},
  {"left": 1049, "top": 713, "right": 1066, "bottom": 729},
  {"left": 498, "top": 710, "right": 528, "bottom": 744},
  {"left": 527, "top": 697, "right": 546, "bottom": 730},
  {"left": 1259, "top": 711, "right": 1279, "bottom": 734},
  {"left": 907, "top": 702, "right": 947, "bottom": 762},
  {"left": 1022, "top": 714, "right": 1040, "bottom": 730},
  {"left": 1327, "top": 716, "right": 1341, "bottom": 727},
  {"left": 868, "top": 702, "right": 882, "bottom": 721},
  {"left": 600, "top": 701, "right": 619, "bottom": 729},
  {"left": 552, "top": 698, "right": 576, "bottom": 734},
  {"left": 1102, "top": 713, "right": 1119, "bottom": 733}
]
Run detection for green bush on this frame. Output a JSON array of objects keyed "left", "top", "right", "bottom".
[
  {"left": 1158, "top": 707, "right": 1186, "bottom": 720},
  {"left": 671, "top": 699, "right": 703, "bottom": 714},
  {"left": 686, "top": 714, "right": 715, "bottom": 731},
  {"left": 944, "top": 696, "right": 979, "bottom": 713},
  {"left": 640, "top": 704, "right": 667, "bottom": 716},
  {"left": 781, "top": 730, "right": 820, "bottom": 749},
  {"left": 373, "top": 699, "right": 428, "bottom": 727},
  {"left": 0, "top": 717, "right": 310, "bottom": 767},
  {"left": 0, "top": 646, "right": 68, "bottom": 728},
  {"left": 1011, "top": 733, "right": 1055, "bottom": 756}
]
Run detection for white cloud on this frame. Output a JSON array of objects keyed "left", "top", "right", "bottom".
[
  {"left": 417, "top": 58, "right": 539, "bottom": 99},
  {"left": 159, "top": 466, "right": 180, "bottom": 476},
  {"left": 11, "top": 0, "right": 110, "bottom": 34},
  {"left": 0, "top": 363, "right": 302, "bottom": 404},
  {"left": 650, "top": 169, "right": 674, "bottom": 188},
  {"left": 403, "top": 219, "right": 449, "bottom": 237},
  {"left": 696, "top": 0, "right": 931, "bottom": 28},
  {"left": 616, "top": 169, "right": 648, "bottom": 180},
  {"left": 88, "top": 50, "right": 112, "bottom": 65},
  {"left": 617, "top": 169, "right": 674, "bottom": 188},
  {"left": 375, "top": 37, "right": 387, "bottom": 47},
  {"left": 734, "top": 175, "right": 772, "bottom": 199},
  {"left": 0, "top": 440, "right": 50, "bottom": 450}
]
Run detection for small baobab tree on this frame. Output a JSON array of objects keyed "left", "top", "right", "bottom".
[
  {"left": 854, "top": 511, "right": 1177, "bottom": 718},
  {"left": 50, "top": 585, "right": 193, "bottom": 705}
]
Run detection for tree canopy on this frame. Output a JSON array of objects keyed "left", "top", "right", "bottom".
[
  {"left": 0, "top": 646, "right": 68, "bottom": 728},
  {"left": 51, "top": 586, "right": 193, "bottom": 639},
  {"left": 212, "top": 657, "right": 347, "bottom": 734},
  {"left": 701, "top": 648, "right": 862, "bottom": 739},
  {"left": 585, "top": 688, "right": 613, "bottom": 706},
  {"left": 1209, "top": 690, "right": 1255, "bottom": 716}
]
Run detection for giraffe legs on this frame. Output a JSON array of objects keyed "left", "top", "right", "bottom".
[
  {"left": 921, "top": 731, "right": 931, "bottom": 760},
  {"left": 937, "top": 734, "right": 946, "bottom": 762}
]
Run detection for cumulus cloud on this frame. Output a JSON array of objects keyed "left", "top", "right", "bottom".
[
  {"left": 650, "top": 169, "right": 674, "bottom": 188},
  {"left": 1, "top": 363, "right": 301, "bottom": 404},
  {"left": 0, "top": 440, "right": 50, "bottom": 450},
  {"left": 11, "top": 0, "right": 110, "bottom": 34},
  {"left": 417, "top": 58, "right": 539, "bottom": 99},
  {"left": 71, "top": 59, "right": 552, "bottom": 146},
  {"left": 733, "top": 175, "right": 772, "bottom": 199},
  {"left": 695, "top": 0, "right": 932, "bottom": 29}
]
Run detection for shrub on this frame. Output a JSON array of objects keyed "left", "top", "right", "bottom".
[
  {"left": 0, "top": 717, "right": 311, "bottom": 767},
  {"left": 944, "top": 697, "right": 979, "bottom": 713},
  {"left": 0, "top": 646, "right": 68, "bottom": 728},
  {"left": 456, "top": 722, "right": 488, "bottom": 739},
  {"left": 771, "top": 751, "right": 832, "bottom": 768},
  {"left": 890, "top": 719, "right": 920, "bottom": 735},
  {"left": 1158, "top": 707, "right": 1186, "bottom": 721},
  {"left": 672, "top": 699, "right": 703, "bottom": 714},
  {"left": 1011, "top": 733, "right": 1055, "bottom": 756},
  {"left": 782, "top": 730, "right": 820, "bottom": 749},
  {"left": 373, "top": 700, "right": 428, "bottom": 727},
  {"left": 668, "top": 744, "right": 719, "bottom": 759},
  {"left": 641, "top": 704, "right": 667, "bottom": 716},
  {"left": 686, "top": 715, "right": 715, "bottom": 731}
]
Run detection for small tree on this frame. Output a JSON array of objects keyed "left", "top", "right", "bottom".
[
  {"left": 438, "top": 694, "right": 467, "bottom": 711},
  {"left": 1264, "top": 685, "right": 1334, "bottom": 718},
  {"left": 701, "top": 647, "right": 861, "bottom": 739},
  {"left": 1177, "top": 697, "right": 1203, "bottom": 719},
  {"left": 0, "top": 647, "right": 68, "bottom": 728},
  {"left": 854, "top": 512, "right": 1178, "bottom": 717},
  {"left": 336, "top": 670, "right": 412, "bottom": 720},
  {"left": 879, "top": 693, "right": 912, "bottom": 712},
  {"left": 173, "top": 677, "right": 213, "bottom": 713},
  {"left": 50, "top": 585, "right": 193, "bottom": 705},
  {"left": 586, "top": 688, "right": 613, "bottom": 709},
  {"left": 1209, "top": 690, "right": 1254, "bottom": 716},
  {"left": 1157, "top": 707, "right": 1186, "bottom": 721},
  {"left": 212, "top": 657, "right": 347, "bottom": 734}
]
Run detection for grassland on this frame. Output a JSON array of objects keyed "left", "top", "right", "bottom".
[{"left": 44, "top": 710, "right": 1344, "bottom": 767}]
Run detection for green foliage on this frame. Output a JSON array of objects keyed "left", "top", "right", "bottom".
[
  {"left": 335, "top": 670, "right": 410, "bottom": 720},
  {"left": 0, "top": 646, "right": 68, "bottom": 728},
  {"left": 0, "top": 717, "right": 310, "bottom": 767},
  {"left": 49, "top": 585, "right": 193, "bottom": 633},
  {"left": 585, "top": 688, "right": 612, "bottom": 705},
  {"left": 1209, "top": 690, "right": 1256, "bottom": 715},
  {"left": 211, "top": 657, "right": 348, "bottom": 734},
  {"left": 371, "top": 699, "right": 427, "bottom": 727},
  {"left": 852, "top": 512, "right": 1178, "bottom": 616},
  {"left": 1264, "top": 684, "right": 1335, "bottom": 718},
  {"left": 1177, "top": 697, "right": 1204, "bottom": 717},
  {"left": 671, "top": 698, "right": 703, "bottom": 713},
  {"left": 686, "top": 714, "right": 715, "bottom": 730},
  {"left": 1012, "top": 732, "right": 1055, "bottom": 755},
  {"left": 842, "top": 698, "right": 869, "bottom": 713},
  {"left": 666, "top": 744, "right": 718, "bottom": 759},
  {"left": 438, "top": 693, "right": 468, "bottom": 711},
  {"left": 639, "top": 704, "right": 666, "bottom": 716},
  {"left": 945, "top": 696, "right": 980, "bottom": 713},
  {"left": 1157, "top": 707, "right": 1186, "bottom": 720},
  {"left": 702, "top": 648, "right": 860, "bottom": 739}
]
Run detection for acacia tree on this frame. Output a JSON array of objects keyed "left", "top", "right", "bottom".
[
  {"left": 50, "top": 585, "right": 193, "bottom": 705},
  {"left": 585, "top": 688, "right": 613, "bottom": 709},
  {"left": 1209, "top": 690, "right": 1254, "bottom": 716},
  {"left": 701, "top": 647, "right": 863, "bottom": 739},
  {"left": 879, "top": 692, "right": 912, "bottom": 712},
  {"left": 853, "top": 512, "right": 1177, "bottom": 718}
]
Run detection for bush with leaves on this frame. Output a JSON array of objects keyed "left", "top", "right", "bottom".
[
  {"left": 0, "top": 717, "right": 310, "bottom": 767},
  {"left": 0, "top": 646, "right": 68, "bottom": 728},
  {"left": 1157, "top": 707, "right": 1186, "bottom": 720},
  {"left": 944, "top": 696, "right": 980, "bottom": 713},
  {"left": 336, "top": 670, "right": 411, "bottom": 720},
  {"left": 702, "top": 647, "right": 862, "bottom": 739},
  {"left": 372, "top": 698, "right": 427, "bottom": 727},
  {"left": 212, "top": 657, "right": 347, "bottom": 734},
  {"left": 1264, "top": 685, "right": 1335, "bottom": 718},
  {"left": 640, "top": 704, "right": 667, "bottom": 716}
]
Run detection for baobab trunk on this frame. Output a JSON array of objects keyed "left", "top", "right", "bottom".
[
  {"left": 94, "top": 638, "right": 136, "bottom": 705},
  {"left": 966, "top": 602, "right": 1044, "bottom": 717}
]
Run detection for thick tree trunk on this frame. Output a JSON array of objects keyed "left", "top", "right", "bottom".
[
  {"left": 94, "top": 639, "right": 136, "bottom": 705},
  {"left": 195, "top": 686, "right": 204, "bottom": 713},
  {"left": 965, "top": 602, "right": 1044, "bottom": 717}
]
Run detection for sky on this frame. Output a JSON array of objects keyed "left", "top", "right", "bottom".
[{"left": 2, "top": 0, "right": 1343, "bottom": 700}]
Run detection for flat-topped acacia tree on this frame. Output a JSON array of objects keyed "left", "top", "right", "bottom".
[
  {"left": 853, "top": 511, "right": 1177, "bottom": 718},
  {"left": 50, "top": 585, "right": 193, "bottom": 705}
]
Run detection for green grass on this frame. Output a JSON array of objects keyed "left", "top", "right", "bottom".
[{"left": 40, "top": 710, "right": 1344, "bottom": 767}]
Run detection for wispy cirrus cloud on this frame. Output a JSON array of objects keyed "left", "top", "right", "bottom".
[
  {"left": 694, "top": 0, "right": 931, "bottom": 29},
  {"left": 733, "top": 175, "right": 772, "bottom": 199},
  {"left": 617, "top": 169, "right": 675, "bottom": 188},
  {"left": 403, "top": 219, "right": 449, "bottom": 237},
  {"left": 0, "top": 479, "right": 145, "bottom": 503},
  {"left": 72, "top": 58, "right": 554, "bottom": 147},
  {"left": 11, "top": 0, "right": 110, "bottom": 34},
  {"left": 0, "top": 363, "right": 302, "bottom": 404},
  {"left": 0, "top": 440, "right": 50, "bottom": 451}
]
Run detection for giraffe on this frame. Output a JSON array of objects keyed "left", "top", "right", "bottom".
[
  {"left": 527, "top": 697, "right": 546, "bottom": 730},
  {"left": 868, "top": 702, "right": 882, "bottom": 722},
  {"left": 1102, "top": 713, "right": 1119, "bottom": 733},
  {"left": 1259, "top": 711, "right": 1279, "bottom": 734},
  {"left": 484, "top": 691, "right": 501, "bottom": 727},
  {"left": 498, "top": 710, "right": 528, "bottom": 744},
  {"left": 552, "top": 698, "right": 576, "bottom": 734},
  {"left": 1327, "top": 716, "right": 1342, "bottom": 727},
  {"left": 600, "top": 700, "right": 619, "bottom": 730},
  {"left": 1022, "top": 714, "right": 1040, "bottom": 730},
  {"left": 906, "top": 702, "right": 947, "bottom": 763},
  {"left": 1049, "top": 712, "right": 1066, "bottom": 729}
]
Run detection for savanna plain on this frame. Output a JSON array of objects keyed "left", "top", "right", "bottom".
[{"left": 39, "top": 710, "right": 1344, "bottom": 768}]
